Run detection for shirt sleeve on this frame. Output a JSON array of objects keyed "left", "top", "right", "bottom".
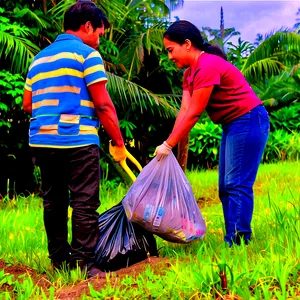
[
  {"left": 193, "top": 66, "right": 220, "bottom": 90},
  {"left": 24, "top": 76, "right": 32, "bottom": 92},
  {"left": 83, "top": 51, "right": 108, "bottom": 86},
  {"left": 24, "top": 59, "right": 37, "bottom": 91}
]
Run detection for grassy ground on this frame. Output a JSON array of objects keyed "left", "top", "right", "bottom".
[{"left": 0, "top": 161, "right": 299, "bottom": 299}]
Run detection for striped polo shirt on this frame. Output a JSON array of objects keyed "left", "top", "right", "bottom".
[{"left": 24, "top": 34, "right": 107, "bottom": 148}]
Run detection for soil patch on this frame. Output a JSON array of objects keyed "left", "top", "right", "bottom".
[
  {"left": 0, "top": 257, "right": 171, "bottom": 299},
  {"left": 0, "top": 260, "right": 52, "bottom": 293},
  {"left": 55, "top": 257, "right": 171, "bottom": 299}
]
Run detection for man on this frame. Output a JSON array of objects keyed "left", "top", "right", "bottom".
[{"left": 23, "top": 1, "right": 126, "bottom": 278}]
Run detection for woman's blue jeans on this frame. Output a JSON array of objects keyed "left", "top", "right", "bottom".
[{"left": 218, "top": 105, "right": 270, "bottom": 246}]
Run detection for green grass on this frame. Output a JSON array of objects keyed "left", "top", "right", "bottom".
[{"left": 0, "top": 161, "right": 300, "bottom": 299}]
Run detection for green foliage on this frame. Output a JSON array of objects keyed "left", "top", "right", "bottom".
[
  {"left": 158, "top": 52, "right": 183, "bottom": 94},
  {"left": 189, "top": 117, "right": 222, "bottom": 169},
  {"left": 0, "top": 70, "right": 24, "bottom": 133},
  {"left": 0, "top": 70, "right": 34, "bottom": 197},
  {"left": 106, "top": 72, "right": 178, "bottom": 119},
  {"left": 119, "top": 119, "right": 137, "bottom": 139},
  {"left": 0, "top": 270, "right": 43, "bottom": 299},
  {"left": 187, "top": 103, "right": 300, "bottom": 168},
  {"left": 269, "top": 103, "right": 300, "bottom": 132},
  {"left": 0, "top": 7, "right": 41, "bottom": 74},
  {"left": 99, "top": 39, "right": 119, "bottom": 65},
  {"left": 263, "top": 130, "right": 300, "bottom": 163},
  {"left": 227, "top": 37, "right": 255, "bottom": 69},
  {"left": 14, "top": 7, "right": 51, "bottom": 30},
  {"left": 255, "top": 67, "right": 300, "bottom": 109},
  {"left": 242, "top": 31, "right": 300, "bottom": 84},
  {"left": 202, "top": 26, "right": 240, "bottom": 50}
]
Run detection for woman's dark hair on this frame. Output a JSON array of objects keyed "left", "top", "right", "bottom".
[
  {"left": 164, "top": 20, "right": 227, "bottom": 60},
  {"left": 64, "top": 0, "right": 110, "bottom": 32}
]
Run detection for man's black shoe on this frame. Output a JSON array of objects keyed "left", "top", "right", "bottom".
[{"left": 79, "top": 261, "right": 107, "bottom": 279}]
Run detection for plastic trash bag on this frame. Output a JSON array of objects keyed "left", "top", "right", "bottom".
[
  {"left": 122, "top": 152, "right": 206, "bottom": 243},
  {"left": 95, "top": 201, "right": 158, "bottom": 272}
]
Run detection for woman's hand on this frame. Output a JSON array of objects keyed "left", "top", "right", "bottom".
[{"left": 154, "top": 141, "right": 173, "bottom": 161}]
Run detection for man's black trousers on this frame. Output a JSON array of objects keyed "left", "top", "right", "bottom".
[{"left": 34, "top": 145, "right": 100, "bottom": 264}]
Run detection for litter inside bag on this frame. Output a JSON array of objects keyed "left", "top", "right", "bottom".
[
  {"left": 122, "top": 152, "right": 206, "bottom": 243},
  {"left": 95, "top": 201, "right": 158, "bottom": 272}
]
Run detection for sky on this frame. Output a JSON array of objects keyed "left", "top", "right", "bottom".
[{"left": 170, "top": 0, "right": 300, "bottom": 44}]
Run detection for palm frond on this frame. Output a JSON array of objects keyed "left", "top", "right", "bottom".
[
  {"left": 257, "top": 71, "right": 300, "bottom": 108},
  {"left": 126, "top": 35, "right": 144, "bottom": 78},
  {"left": 99, "top": 0, "right": 128, "bottom": 23},
  {"left": 106, "top": 72, "right": 179, "bottom": 118},
  {"left": 242, "top": 31, "right": 300, "bottom": 79},
  {"left": 0, "top": 31, "right": 40, "bottom": 74},
  {"left": 48, "top": 0, "right": 75, "bottom": 20},
  {"left": 143, "top": 26, "right": 165, "bottom": 55},
  {"left": 14, "top": 8, "right": 51, "bottom": 29},
  {"left": 118, "top": 26, "right": 165, "bottom": 78},
  {"left": 242, "top": 57, "right": 285, "bottom": 82}
]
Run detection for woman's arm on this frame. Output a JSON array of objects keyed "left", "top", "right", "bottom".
[
  {"left": 166, "top": 85, "right": 214, "bottom": 147},
  {"left": 172, "top": 90, "right": 191, "bottom": 131}
]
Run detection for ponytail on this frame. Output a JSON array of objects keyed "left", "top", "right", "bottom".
[{"left": 202, "top": 43, "right": 227, "bottom": 60}]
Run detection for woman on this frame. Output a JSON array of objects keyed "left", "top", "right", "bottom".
[{"left": 155, "top": 20, "right": 270, "bottom": 246}]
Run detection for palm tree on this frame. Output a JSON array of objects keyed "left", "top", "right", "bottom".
[
  {"left": 254, "top": 33, "right": 264, "bottom": 47},
  {"left": 202, "top": 7, "right": 240, "bottom": 51},
  {"left": 227, "top": 37, "right": 255, "bottom": 69}
]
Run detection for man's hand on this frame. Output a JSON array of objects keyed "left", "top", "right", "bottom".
[
  {"left": 109, "top": 141, "right": 127, "bottom": 162},
  {"left": 154, "top": 141, "right": 172, "bottom": 161}
]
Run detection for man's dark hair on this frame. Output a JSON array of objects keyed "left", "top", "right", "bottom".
[{"left": 64, "top": 1, "right": 110, "bottom": 32}]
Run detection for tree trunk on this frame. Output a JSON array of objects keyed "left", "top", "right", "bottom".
[
  {"left": 176, "top": 133, "right": 189, "bottom": 172},
  {"left": 42, "top": 0, "right": 47, "bottom": 13}
]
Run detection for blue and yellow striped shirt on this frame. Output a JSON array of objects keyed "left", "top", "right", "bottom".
[{"left": 24, "top": 34, "right": 107, "bottom": 148}]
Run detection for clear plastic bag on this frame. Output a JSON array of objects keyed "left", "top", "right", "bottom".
[
  {"left": 122, "top": 153, "right": 206, "bottom": 243},
  {"left": 95, "top": 201, "right": 158, "bottom": 271}
]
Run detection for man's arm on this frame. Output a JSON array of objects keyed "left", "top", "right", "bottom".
[
  {"left": 88, "top": 81, "right": 124, "bottom": 147},
  {"left": 23, "top": 89, "right": 32, "bottom": 115}
]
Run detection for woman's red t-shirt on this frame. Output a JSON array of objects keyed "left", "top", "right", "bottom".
[{"left": 183, "top": 52, "right": 262, "bottom": 124}]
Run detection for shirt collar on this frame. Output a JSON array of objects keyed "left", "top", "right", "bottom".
[{"left": 55, "top": 34, "right": 84, "bottom": 43}]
